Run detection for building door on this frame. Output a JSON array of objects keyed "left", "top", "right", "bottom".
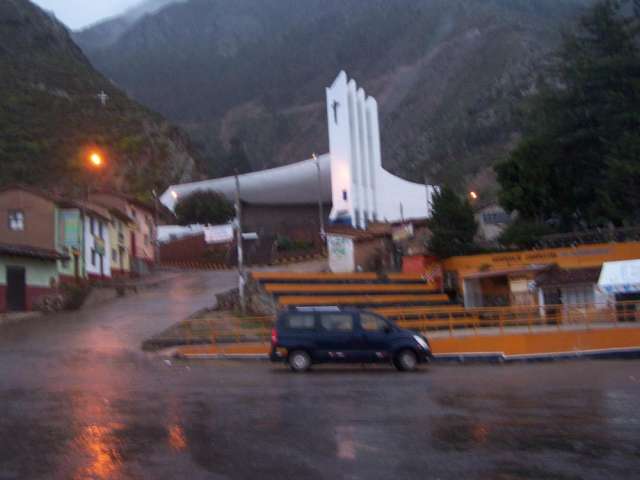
[{"left": 6, "top": 266, "right": 27, "bottom": 312}]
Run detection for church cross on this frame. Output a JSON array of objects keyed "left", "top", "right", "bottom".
[
  {"left": 332, "top": 100, "right": 340, "bottom": 124},
  {"left": 97, "top": 90, "right": 109, "bottom": 107}
]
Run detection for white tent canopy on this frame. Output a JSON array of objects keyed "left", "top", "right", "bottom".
[{"left": 598, "top": 259, "right": 640, "bottom": 294}]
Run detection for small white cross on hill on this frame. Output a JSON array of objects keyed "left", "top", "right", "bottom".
[{"left": 97, "top": 90, "right": 109, "bottom": 106}]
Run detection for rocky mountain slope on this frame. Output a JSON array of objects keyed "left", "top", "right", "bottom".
[
  {"left": 75, "top": 0, "right": 594, "bottom": 188},
  {"left": 0, "top": 0, "right": 199, "bottom": 197}
]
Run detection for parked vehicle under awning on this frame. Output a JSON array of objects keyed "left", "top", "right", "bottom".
[{"left": 598, "top": 259, "right": 640, "bottom": 294}]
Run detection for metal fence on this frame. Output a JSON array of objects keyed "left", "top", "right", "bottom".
[
  {"left": 192, "top": 301, "right": 640, "bottom": 345},
  {"left": 392, "top": 301, "right": 640, "bottom": 336}
]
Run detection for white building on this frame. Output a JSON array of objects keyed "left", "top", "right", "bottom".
[
  {"left": 81, "top": 204, "right": 111, "bottom": 280},
  {"left": 161, "top": 71, "right": 437, "bottom": 229}
]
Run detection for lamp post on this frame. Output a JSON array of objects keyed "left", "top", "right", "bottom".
[
  {"left": 152, "top": 189, "right": 160, "bottom": 267},
  {"left": 84, "top": 149, "right": 106, "bottom": 280},
  {"left": 235, "top": 173, "right": 246, "bottom": 315},
  {"left": 313, "top": 153, "right": 326, "bottom": 242}
]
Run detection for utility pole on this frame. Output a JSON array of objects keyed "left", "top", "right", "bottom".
[
  {"left": 424, "top": 174, "right": 432, "bottom": 218},
  {"left": 313, "top": 153, "right": 326, "bottom": 242},
  {"left": 152, "top": 189, "right": 160, "bottom": 267},
  {"left": 235, "top": 173, "right": 246, "bottom": 314}
]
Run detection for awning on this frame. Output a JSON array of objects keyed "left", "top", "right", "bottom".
[{"left": 598, "top": 259, "right": 640, "bottom": 294}]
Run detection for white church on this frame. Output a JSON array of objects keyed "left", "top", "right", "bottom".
[{"left": 161, "top": 71, "right": 437, "bottom": 230}]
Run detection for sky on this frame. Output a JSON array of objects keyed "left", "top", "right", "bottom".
[{"left": 32, "top": 0, "right": 141, "bottom": 30}]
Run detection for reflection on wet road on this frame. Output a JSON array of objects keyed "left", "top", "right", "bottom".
[{"left": 1, "top": 271, "right": 639, "bottom": 479}]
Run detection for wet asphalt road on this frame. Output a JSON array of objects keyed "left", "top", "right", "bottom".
[{"left": 1, "top": 272, "right": 640, "bottom": 479}]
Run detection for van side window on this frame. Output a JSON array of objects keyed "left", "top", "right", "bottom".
[
  {"left": 360, "top": 313, "right": 388, "bottom": 332},
  {"left": 320, "top": 314, "right": 353, "bottom": 332},
  {"left": 285, "top": 313, "right": 315, "bottom": 330}
]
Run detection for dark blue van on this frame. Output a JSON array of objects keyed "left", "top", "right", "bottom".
[{"left": 270, "top": 307, "right": 431, "bottom": 372}]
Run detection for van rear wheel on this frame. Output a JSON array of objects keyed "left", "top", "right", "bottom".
[
  {"left": 288, "top": 350, "right": 311, "bottom": 372},
  {"left": 394, "top": 349, "right": 418, "bottom": 372}
]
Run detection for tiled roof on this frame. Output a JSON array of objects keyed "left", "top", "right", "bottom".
[
  {"left": 90, "top": 191, "right": 155, "bottom": 213},
  {"left": 0, "top": 243, "right": 67, "bottom": 261}
]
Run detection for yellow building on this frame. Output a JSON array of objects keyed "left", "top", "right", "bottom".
[
  {"left": 104, "top": 207, "right": 134, "bottom": 278},
  {"left": 442, "top": 242, "right": 640, "bottom": 308}
]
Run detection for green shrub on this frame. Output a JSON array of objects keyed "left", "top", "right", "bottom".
[{"left": 60, "top": 282, "right": 92, "bottom": 311}]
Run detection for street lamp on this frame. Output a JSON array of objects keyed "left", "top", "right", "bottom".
[
  {"left": 469, "top": 191, "right": 478, "bottom": 200},
  {"left": 313, "top": 153, "right": 326, "bottom": 241},
  {"left": 89, "top": 151, "right": 104, "bottom": 168}
]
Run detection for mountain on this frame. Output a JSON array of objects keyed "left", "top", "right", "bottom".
[
  {"left": 0, "top": 0, "right": 199, "bottom": 198},
  {"left": 73, "top": 0, "right": 187, "bottom": 53},
  {"left": 74, "top": 0, "right": 595, "bottom": 190}
]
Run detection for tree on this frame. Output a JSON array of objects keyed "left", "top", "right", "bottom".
[
  {"left": 498, "top": 219, "right": 555, "bottom": 250},
  {"left": 174, "top": 190, "right": 235, "bottom": 226},
  {"left": 495, "top": 0, "right": 640, "bottom": 229},
  {"left": 427, "top": 186, "right": 478, "bottom": 258}
]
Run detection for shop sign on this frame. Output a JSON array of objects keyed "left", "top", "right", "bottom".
[
  {"left": 204, "top": 224, "right": 234, "bottom": 244},
  {"left": 328, "top": 235, "right": 355, "bottom": 273}
]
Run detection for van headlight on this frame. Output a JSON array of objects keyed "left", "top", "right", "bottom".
[{"left": 413, "top": 335, "right": 429, "bottom": 350}]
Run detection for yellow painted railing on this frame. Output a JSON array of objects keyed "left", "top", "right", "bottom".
[
  {"left": 394, "top": 302, "right": 640, "bottom": 336},
  {"left": 191, "top": 302, "right": 640, "bottom": 345}
]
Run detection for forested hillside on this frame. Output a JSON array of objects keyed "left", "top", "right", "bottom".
[
  {"left": 0, "top": 0, "right": 199, "bottom": 198},
  {"left": 76, "top": 0, "right": 594, "bottom": 188}
]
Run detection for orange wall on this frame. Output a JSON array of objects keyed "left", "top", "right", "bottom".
[
  {"left": 443, "top": 242, "right": 640, "bottom": 278},
  {"left": 431, "top": 327, "right": 640, "bottom": 358}
]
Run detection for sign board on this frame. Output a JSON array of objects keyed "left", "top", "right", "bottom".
[
  {"left": 444, "top": 242, "right": 640, "bottom": 276},
  {"left": 204, "top": 225, "right": 234, "bottom": 244},
  {"left": 61, "top": 211, "right": 81, "bottom": 246},
  {"left": 94, "top": 238, "right": 105, "bottom": 256},
  {"left": 327, "top": 235, "right": 355, "bottom": 273},
  {"left": 509, "top": 278, "right": 529, "bottom": 294}
]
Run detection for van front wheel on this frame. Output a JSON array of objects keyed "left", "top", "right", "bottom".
[
  {"left": 394, "top": 349, "right": 418, "bottom": 372},
  {"left": 288, "top": 350, "right": 311, "bottom": 372}
]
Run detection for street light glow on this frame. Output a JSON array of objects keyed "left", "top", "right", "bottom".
[
  {"left": 171, "top": 190, "right": 178, "bottom": 200},
  {"left": 89, "top": 152, "right": 103, "bottom": 167},
  {"left": 469, "top": 191, "right": 478, "bottom": 200}
]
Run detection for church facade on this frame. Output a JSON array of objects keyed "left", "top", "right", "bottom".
[{"left": 161, "top": 71, "right": 436, "bottom": 232}]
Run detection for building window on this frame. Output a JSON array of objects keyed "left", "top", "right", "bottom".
[
  {"left": 8, "top": 210, "right": 24, "bottom": 231},
  {"left": 90, "top": 217, "right": 95, "bottom": 235},
  {"left": 144, "top": 234, "right": 149, "bottom": 246},
  {"left": 112, "top": 248, "right": 118, "bottom": 262},
  {"left": 98, "top": 222, "right": 104, "bottom": 239},
  {"left": 91, "top": 248, "right": 96, "bottom": 266},
  {"left": 561, "top": 285, "right": 596, "bottom": 307}
]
